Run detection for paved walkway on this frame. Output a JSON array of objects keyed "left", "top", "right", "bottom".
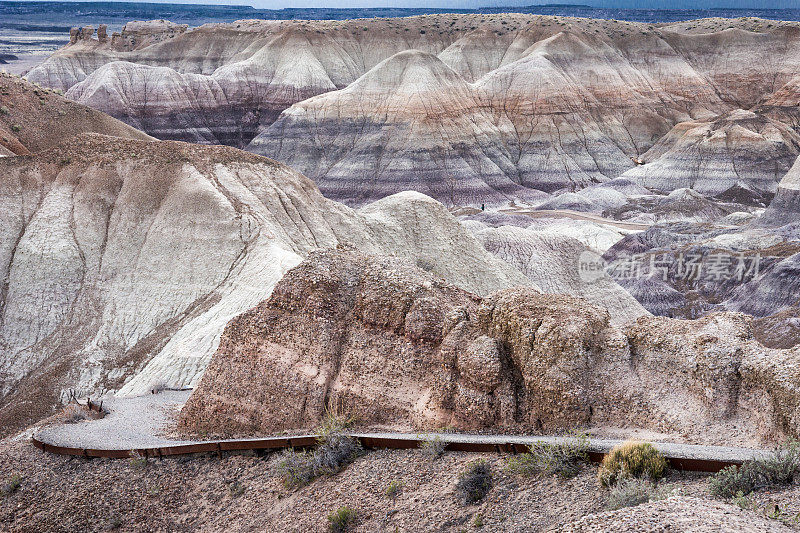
[{"left": 34, "top": 392, "right": 768, "bottom": 465}]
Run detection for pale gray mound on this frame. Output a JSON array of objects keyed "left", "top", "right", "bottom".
[
  {"left": 618, "top": 276, "right": 687, "bottom": 317},
  {"left": 0, "top": 134, "right": 533, "bottom": 436},
  {"left": 758, "top": 154, "right": 800, "bottom": 227},
  {"left": 468, "top": 224, "right": 649, "bottom": 325},
  {"left": 560, "top": 496, "right": 792, "bottom": 533}
]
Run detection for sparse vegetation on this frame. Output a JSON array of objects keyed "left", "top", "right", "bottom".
[
  {"left": 605, "top": 478, "right": 673, "bottom": 510},
  {"left": 0, "top": 105, "right": 8, "bottom": 115},
  {"left": 598, "top": 441, "right": 668, "bottom": 487},
  {"left": 456, "top": 460, "right": 493, "bottom": 504},
  {"left": 709, "top": 439, "right": 800, "bottom": 499},
  {"left": 419, "top": 434, "right": 446, "bottom": 460},
  {"left": 505, "top": 433, "right": 589, "bottom": 479},
  {"left": 327, "top": 505, "right": 357, "bottom": 532},
  {"left": 228, "top": 480, "right": 245, "bottom": 497},
  {"left": 129, "top": 456, "right": 147, "bottom": 470},
  {"left": 275, "top": 413, "right": 362, "bottom": 489},
  {"left": 1, "top": 474, "right": 21, "bottom": 496},
  {"left": 385, "top": 480, "right": 404, "bottom": 500},
  {"left": 11, "top": 124, "right": 20, "bottom": 132}
]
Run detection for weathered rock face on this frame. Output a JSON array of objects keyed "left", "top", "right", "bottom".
[
  {"left": 622, "top": 110, "right": 800, "bottom": 199},
  {"left": 0, "top": 134, "right": 536, "bottom": 435},
  {"left": 180, "top": 249, "right": 800, "bottom": 446},
  {"left": 26, "top": 15, "right": 800, "bottom": 206},
  {"left": 0, "top": 72, "right": 151, "bottom": 156},
  {"left": 250, "top": 50, "right": 549, "bottom": 206},
  {"left": 179, "top": 250, "right": 608, "bottom": 435},
  {"left": 758, "top": 154, "right": 800, "bottom": 226}
]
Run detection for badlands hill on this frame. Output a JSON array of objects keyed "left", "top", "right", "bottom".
[
  {"left": 0, "top": 72, "right": 151, "bottom": 155},
  {"left": 0, "top": 128, "right": 647, "bottom": 435},
  {"left": 25, "top": 15, "right": 800, "bottom": 206}
]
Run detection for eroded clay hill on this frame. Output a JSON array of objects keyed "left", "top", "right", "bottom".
[
  {"left": 180, "top": 249, "right": 800, "bottom": 447},
  {"left": 0, "top": 133, "right": 551, "bottom": 435},
  {"left": 1, "top": 127, "right": 651, "bottom": 436},
  {"left": 26, "top": 16, "right": 800, "bottom": 205},
  {"left": 0, "top": 72, "right": 151, "bottom": 155}
]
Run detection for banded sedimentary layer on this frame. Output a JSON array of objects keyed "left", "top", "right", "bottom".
[{"left": 26, "top": 16, "right": 800, "bottom": 205}]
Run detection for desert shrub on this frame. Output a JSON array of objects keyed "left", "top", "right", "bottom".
[
  {"left": 11, "top": 124, "right": 20, "bottom": 132},
  {"left": 709, "top": 439, "right": 800, "bottom": 499},
  {"left": 506, "top": 433, "right": 589, "bottom": 479},
  {"left": 598, "top": 441, "right": 668, "bottom": 487},
  {"left": 456, "top": 460, "right": 493, "bottom": 504},
  {"left": 605, "top": 478, "right": 673, "bottom": 510},
  {"left": 420, "top": 434, "right": 446, "bottom": 460},
  {"left": 327, "top": 506, "right": 357, "bottom": 532},
  {"left": 0, "top": 105, "right": 8, "bottom": 115},
  {"left": 129, "top": 456, "right": 147, "bottom": 470},
  {"left": 316, "top": 411, "right": 353, "bottom": 444},
  {"left": 1, "top": 474, "right": 21, "bottom": 496},
  {"left": 63, "top": 404, "right": 92, "bottom": 424},
  {"left": 275, "top": 449, "right": 316, "bottom": 489},
  {"left": 228, "top": 480, "right": 245, "bottom": 497},
  {"left": 385, "top": 480, "right": 404, "bottom": 500},
  {"left": 314, "top": 434, "right": 362, "bottom": 475},
  {"left": 276, "top": 422, "right": 362, "bottom": 489}
]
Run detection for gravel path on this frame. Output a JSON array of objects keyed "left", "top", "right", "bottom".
[
  {"left": 500, "top": 207, "right": 652, "bottom": 231},
  {"left": 35, "top": 392, "right": 769, "bottom": 463}
]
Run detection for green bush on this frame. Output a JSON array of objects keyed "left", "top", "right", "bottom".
[
  {"left": 10, "top": 124, "right": 20, "bottom": 132},
  {"left": 506, "top": 433, "right": 589, "bottom": 479},
  {"left": 456, "top": 460, "right": 493, "bottom": 504},
  {"left": 327, "top": 506, "right": 357, "bottom": 532},
  {"left": 709, "top": 440, "right": 800, "bottom": 499},
  {"left": 598, "top": 441, "right": 668, "bottom": 487}
]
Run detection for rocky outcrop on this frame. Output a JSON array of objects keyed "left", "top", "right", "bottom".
[
  {"left": 179, "top": 249, "right": 800, "bottom": 446},
  {"left": 179, "top": 250, "right": 610, "bottom": 435},
  {"left": 0, "top": 73, "right": 151, "bottom": 155}
]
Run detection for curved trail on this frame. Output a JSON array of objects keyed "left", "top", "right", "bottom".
[
  {"left": 32, "top": 391, "right": 767, "bottom": 472},
  {"left": 500, "top": 207, "right": 651, "bottom": 231}
]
